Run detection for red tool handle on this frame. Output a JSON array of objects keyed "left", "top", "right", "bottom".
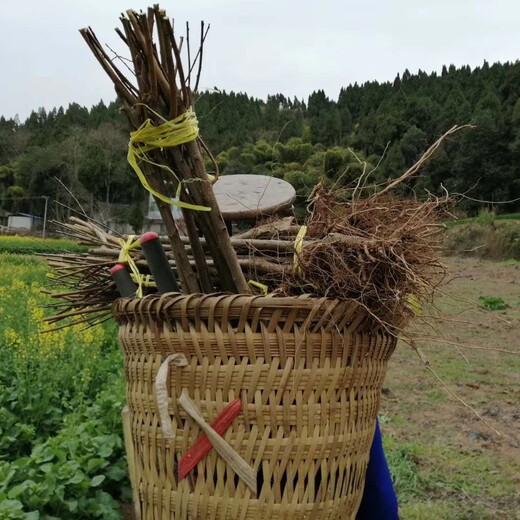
[{"left": 178, "top": 398, "right": 242, "bottom": 481}]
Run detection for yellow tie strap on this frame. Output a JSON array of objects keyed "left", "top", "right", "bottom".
[
  {"left": 293, "top": 226, "right": 307, "bottom": 275},
  {"left": 407, "top": 294, "right": 422, "bottom": 316},
  {"left": 118, "top": 236, "right": 145, "bottom": 298},
  {"left": 247, "top": 280, "right": 268, "bottom": 295},
  {"left": 130, "top": 273, "right": 157, "bottom": 289},
  {"left": 127, "top": 107, "right": 212, "bottom": 211}
]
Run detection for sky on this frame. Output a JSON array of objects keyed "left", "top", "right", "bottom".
[{"left": 1, "top": 0, "right": 520, "bottom": 120}]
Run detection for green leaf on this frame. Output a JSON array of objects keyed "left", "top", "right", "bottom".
[
  {"left": 0, "top": 467, "right": 16, "bottom": 488},
  {"left": 105, "top": 464, "right": 128, "bottom": 481},
  {"left": 8, "top": 481, "right": 35, "bottom": 499},
  {"left": 68, "top": 472, "right": 85, "bottom": 485},
  {"left": 96, "top": 445, "right": 114, "bottom": 458},
  {"left": 91, "top": 475, "right": 106, "bottom": 487},
  {"left": 39, "top": 463, "right": 53, "bottom": 474},
  {"left": 65, "top": 500, "right": 78, "bottom": 513},
  {"left": 86, "top": 458, "right": 107, "bottom": 473},
  {"left": 0, "top": 499, "right": 23, "bottom": 511}
]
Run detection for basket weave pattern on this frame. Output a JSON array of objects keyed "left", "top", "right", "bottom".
[{"left": 113, "top": 294, "right": 397, "bottom": 520}]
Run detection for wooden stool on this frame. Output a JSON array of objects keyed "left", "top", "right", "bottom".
[{"left": 213, "top": 174, "right": 296, "bottom": 234}]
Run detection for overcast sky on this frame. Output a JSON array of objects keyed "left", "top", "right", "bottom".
[{"left": 1, "top": 0, "right": 520, "bottom": 120}]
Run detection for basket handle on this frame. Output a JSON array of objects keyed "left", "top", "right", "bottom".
[
  {"left": 154, "top": 354, "right": 257, "bottom": 495},
  {"left": 178, "top": 392, "right": 257, "bottom": 495},
  {"left": 155, "top": 353, "right": 188, "bottom": 441}
]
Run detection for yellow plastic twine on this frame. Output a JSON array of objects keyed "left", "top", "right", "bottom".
[
  {"left": 130, "top": 273, "right": 156, "bottom": 289},
  {"left": 118, "top": 236, "right": 145, "bottom": 298},
  {"left": 407, "top": 294, "right": 422, "bottom": 316},
  {"left": 247, "top": 280, "right": 268, "bottom": 295},
  {"left": 293, "top": 226, "right": 307, "bottom": 275},
  {"left": 127, "top": 107, "right": 211, "bottom": 211}
]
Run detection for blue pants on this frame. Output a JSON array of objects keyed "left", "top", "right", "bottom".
[{"left": 356, "top": 419, "right": 399, "bottom": 519}]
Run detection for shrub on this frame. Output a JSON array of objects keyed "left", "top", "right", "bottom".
[
  {"left": 444, "top": 221, "right": 520, "bottom": 260},
  {"left": 479, "top": 296, "right": 508, "bottom": 311},
  {"left": 474, "top": 208, "right": 495, "bottom": 226}
]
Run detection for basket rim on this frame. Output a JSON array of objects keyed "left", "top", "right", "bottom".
[{"left": 112, "top": 292, "right": 393, "bottom": 335}]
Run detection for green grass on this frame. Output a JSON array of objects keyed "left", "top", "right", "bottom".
[
  {"left": 0, "top": 235, "right": 87, "bottom": 254},
  {"left": 384, "top": 432, "right": 519, "bottom": 519},
  {"left": 443, "top": 220, "right": 520, "bottom": 260},
  {"left": 478, "top": 295, "right": 509, "bottom": 311},
  {"left": 381, "top": 257, "right": 520, "bottom": 519},
  {"left": 446, "top": 212, "right": 520, "bottom": 227},
  {"left": 495, "top": 212, "right": 520, "bottom": 221},
  {"left": 501, "top": 258, "right": 520, "bottom": 266},
  {"left": 383, "top": 437, "right": 426, "bottom": 502},
  {"left": 400, "top": 500, "right": 490, "bottom": 520}
]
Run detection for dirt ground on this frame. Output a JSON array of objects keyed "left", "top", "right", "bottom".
[{"left": 381, "top": 257, "right": 520, "bottom": 519}]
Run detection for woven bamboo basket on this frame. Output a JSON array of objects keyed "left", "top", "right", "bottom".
[{"left": 113, "top": 293, "right": 397, "bottom": 520}]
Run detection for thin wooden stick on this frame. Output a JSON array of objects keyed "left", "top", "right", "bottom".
[
  {"left": 194, "top": 21, "right": 208, "bottom": 92},
  {"left": 156, "top": 198, "right": 200, "bottom": 293},
  {"left": 79, "top": 28, "right": 137, "bottom": 105},
  {"left": 154, "top": 6, "right": 178, "bottom": 119},
  {"left": 185, "top": 21, "right": 191, "bottom": 86},
  {"left": 374, "top": 125, "right": 473, "bottom": 198},
  {"left": 409, "top": 341, "right": 502, "bottom": 436},
  {"left": 181, "top": 208, "right": 213, "bottom": 293},
  {"left": 81, "top": 8, "right": 250, "bottom": 295}
]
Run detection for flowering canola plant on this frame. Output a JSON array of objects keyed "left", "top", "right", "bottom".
[{"left": 0, "top": 276, "right": 104, "bottom": 365}]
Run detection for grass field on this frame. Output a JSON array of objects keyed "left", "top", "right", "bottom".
[
  {"left": 0, "top": 244, "right": 518, "bottom": 518},
  {"left": 444, "top": 219, "right": 520, "bottom": 260},
  {"left": 382, "top": 257, "right": 520, "bottom": 519},
  {"left": 446, "top": 212, "right": 520, "bottom": 227},
  {"left": 0, "top": 235, "right": 87, "bottom": 254}
]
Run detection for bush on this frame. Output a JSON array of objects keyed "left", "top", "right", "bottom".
[
  {"left": 479, "top": 296, "right": 508, "bottom": 311},
  {"left": 474, "top": 208, "right": 495, "bottom": 226},
  {"left": 444, "top": 221, "right": 520, "bottom": 260}
]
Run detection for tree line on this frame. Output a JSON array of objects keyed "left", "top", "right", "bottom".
[{"left": 1, "top": 59, "right": 519, "bottom": 223}]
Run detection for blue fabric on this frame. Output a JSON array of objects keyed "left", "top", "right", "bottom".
[{"left": 356, "top": 419, "right": 399, "bottom": 519}]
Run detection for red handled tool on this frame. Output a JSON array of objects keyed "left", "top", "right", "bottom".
[
  {"left": 110, "top": 263, "right": 138, "bottom": 297},
  {"left": 178, "top": 398, "right": 242, "bottom": 481},
  {"left": 139, "top": 232, "right": 180, "bottom": 293}
]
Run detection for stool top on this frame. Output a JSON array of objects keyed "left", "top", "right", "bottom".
[{"left": 213, "top": 174, "right": 296, "bottom": 220}]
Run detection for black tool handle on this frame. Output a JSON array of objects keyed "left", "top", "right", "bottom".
[
  {"left": 110, "top": 263, "right": 138, "bottom": 297},
  {"left": 139, "top": 232, "right": 180, "bottom": 293}
]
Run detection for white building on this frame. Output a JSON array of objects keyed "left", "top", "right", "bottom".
[
  {"left": 7, "top": 213, "right": 42, "bottom": 231},
  {"left": 145, "top": 194, "right": 183, "bottom": 234}
]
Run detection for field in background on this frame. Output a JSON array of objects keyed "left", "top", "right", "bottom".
[
  {"left": 447, "top": 212, "right": 520, "bottom": 227},
  {"left": 444, "top": 213, "right": 520, "bottom": 261},
  {"left": 0, "top": 235, "right": 87, "bottom": 254},
  {"left": 0, "top": 254, "right": 130, "bottom": 519},
  {"left": 0, "top": 239, "right": 518, "bottom": 518},
  {"left": 383, "top": 257, "right": 520, "bottom": 519}
]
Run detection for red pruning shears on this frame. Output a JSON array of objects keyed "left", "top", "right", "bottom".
[{"left": 178, "top": 398, "right": 242, "bottom": 481}]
